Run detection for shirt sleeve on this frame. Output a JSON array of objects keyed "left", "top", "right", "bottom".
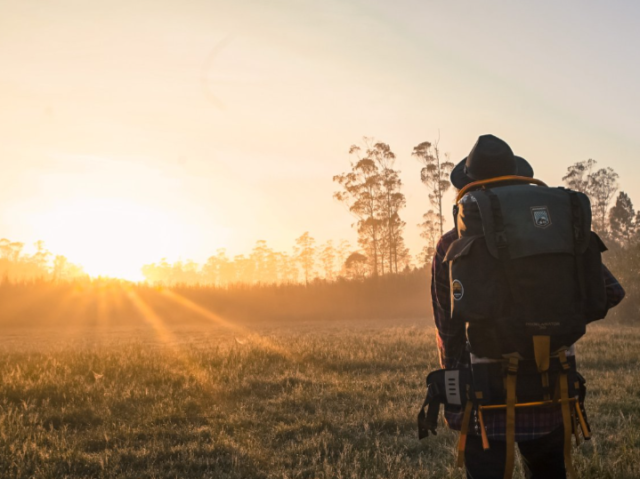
[
  {"left": 431, "top": 231, "right": 468, "bottom": 369},
  {"left": 602, "top": 264, "right": 625, "bottom": 309}
]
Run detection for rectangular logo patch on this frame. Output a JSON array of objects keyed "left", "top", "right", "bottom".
[{"left": 531, "top": 206, "right": 552, "bottom": 229}]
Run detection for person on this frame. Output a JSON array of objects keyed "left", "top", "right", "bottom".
[{"left": 430, "top": 134, "right": 626, "bottom": 479}]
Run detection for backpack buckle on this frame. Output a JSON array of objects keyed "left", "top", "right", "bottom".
[{"left": 506, "top": 357, "right": 519, "bottom": 375}]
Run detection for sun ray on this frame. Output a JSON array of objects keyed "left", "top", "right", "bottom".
[
  {"left": 160, "top": 288, "right": 294, "bottom": 359},
  {"left": 44, "top": 286, "right": 88, "bottom": 342},
  {"left": 0, "top": 282, "right": 64, "bottom": 325},
  {"left": 125, "top": 287, "right": 220, "bottom": 393},
  {"left": 125, "top": 288, "right": 177, "bottom": 347},
  {"left": 160, "top": 289, "right": 249, "bottom": 334}
]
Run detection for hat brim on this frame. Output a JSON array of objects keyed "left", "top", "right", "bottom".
[{"left": 450, "top": 156, "right": 534, "bottom": 189}]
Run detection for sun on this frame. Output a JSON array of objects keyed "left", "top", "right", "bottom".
[{"left": 34, "top": 197, "right": 184, "bottom": 281}]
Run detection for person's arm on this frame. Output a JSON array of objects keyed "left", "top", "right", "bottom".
[
  {"left": 603, "top": 264, "right": 625, "bottom": 309},
  {"left": 431, "top": 230, "right": 467, "bottom": 369}
]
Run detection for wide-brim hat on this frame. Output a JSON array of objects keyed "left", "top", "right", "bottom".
[{"left": 450, "top": 134, "right": 534, "bottom": 189}]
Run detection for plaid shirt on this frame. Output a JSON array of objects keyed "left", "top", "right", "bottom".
[{"left": 431, "top": 228, "right": 626, "bottom": 441}]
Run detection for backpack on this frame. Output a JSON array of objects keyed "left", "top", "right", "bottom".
[
  {"left": 418, "top": 176, "right": 607, "bottom": 479},
  {"left": 445, "top": 177, "right": 608, "bottom": 359}
]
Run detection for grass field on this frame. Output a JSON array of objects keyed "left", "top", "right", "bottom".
[{"left": 0, "top": 319, "right": 638, "bottom": 479}]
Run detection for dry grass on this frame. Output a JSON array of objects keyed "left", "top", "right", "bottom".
[{"left": 0, "top": 320, "right": 638, "bottom": 478}]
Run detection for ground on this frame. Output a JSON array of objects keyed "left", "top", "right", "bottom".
[{"left": 0, "top": 318, "right": 638, "bottom": 478}]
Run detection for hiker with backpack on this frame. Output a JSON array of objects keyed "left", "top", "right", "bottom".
[{"left": 418, "top": 135, "right": 625, "bottom": 479}]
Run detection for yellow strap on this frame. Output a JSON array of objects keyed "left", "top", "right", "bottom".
[
  {"left": 503, "top": 357, "right": 518, "bottom": 479},
  {"left": 533, "top": 336, "right": 551, "bottom": 401},
  {"left": 457, "top": 400, "right": 474, "bottom": 468},
  {"left": 575, "top": 401, "right": 591, "bottom": 440},
  {"left": 477, "top": 408, "right": 490, "bottom": 451},
  {"left": 456, "top": 175, "right": 548, "bottom": 202},
  {"left": 558, "top": 352, "right": 577, "bottom": 479},
  {"left": 572, "top": 406, "right": 581, "bottom": 446},
  {"left": 533, "top": 336, "right": 551, "bottom": 371}
]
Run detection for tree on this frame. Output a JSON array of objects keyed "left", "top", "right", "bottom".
[
  {"left": 418, "top": 210, "right": 440, "bottom": 264},
  {"left": 295, "top": 232, "right": 316, "bottom": 285},
  {"left": 142, "top": 258, "right": 172, "bottom": 284},
  {"left": 203, "top": 249, "right": 231, "bottom": 286},
  {"left": 563, "top": 160, "right": 618, "bottom": 235},
  {"left": 562, "top": 159, "right": 596, "bottom": 194},
  {"left": 412, "top": 139, "right": 455, "bottom": 237},
  {"left": 336, "top": 240, "right": 351, "bottom": 277},
  {"left": 319, "top": 240, "right": 336, "bottom": 281},
  {"left": 52, "top": 255, "right": 86, "bottom": 281},
  {"left": 396, "top": 246, "right": 413, "bottom": 271},
  {"left": 334, "top": 141, "right": 383, "bottom": 275},
  {"left": 344, "top": 252, "right": 368, "bottom": 280},
  {"left": 334, "top": 138, "right": 406, "bottom": 275},
  {"left": 609, "top": 191, "right": 636, "bottom": 246},
  {"left": 376, "top": 146, "right": 406, "bottom": 274},
  {"left": 232, "top": 254, "right": 253, "bottom": 284},
  {"left": 0, "top": 239, "right": 10, "bottom": 259},
  {"left": 276, "top": 251, "right": 298, "bottom": 284},
  {"left": 589, "top": 167, "right": 619, "bottom": 235},
  {"left": 32, "top": 240, "right": 51, "bottom": 274},
  {"left": 251, "top": 240, "right": 277, "bottom": 284}
]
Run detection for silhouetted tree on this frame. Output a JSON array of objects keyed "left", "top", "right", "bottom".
[
  {"left": 52, "top": 255, "right": 86, "bottom": 281},
  {"left": 335, "top": 240, "right": 351, "bottom": 278},
  {"left": 609, "top": 192, "right": 636, "bottom": 246},
  {"left": 563, "top": 159, "right": 618, "bottom": 235},
  {"left": 344, "top": 252, "right": 368, "bottom": 280},
  {"left": 203, "top": 249, "right": 230, "bottom": 286},
  {"left": 562, "top": 159, "right": 597, "bottom": 194},
  {"left": 276, "top": 251, "right": 299, "bottom": 284},
  {"left": 418, "top": 210, "right": 440, "bottom": 264},
  {"left": 295, "top": 232, "right": 316, "bottom": 285},
  {"left": 589, "top": 167, "right": 619, "bottom": 236},
  {"left": 319, "top": 240, "right": 336, "bottom": 281},
  {"left": 335, "top": 138, "right": 406, "bottom": 275},
  {"left": 233, "top": 254, "right": 253, "bottom": 284},
  {"left": 32, "top": 241, "right": 51, "bottom": 274},
  {"left": 334, "top": 140, "right": 383, "bottom": 276},
  {"left": 251, "top": 240, "right": 277, "bottom": 284},
  {"left": 412, "top": 139, "right": 455, "bottom": 237},
  {"left": 371, "top": 142, "right": 406, "bottom": 273}
]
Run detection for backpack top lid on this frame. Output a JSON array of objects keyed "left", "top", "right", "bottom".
[{"left": 457, "top": 184, "right": 592, "bottom": 260}]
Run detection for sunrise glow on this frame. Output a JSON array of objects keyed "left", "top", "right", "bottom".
[{"left": 32, "top": 197, "right": 182, "bottom": 280}]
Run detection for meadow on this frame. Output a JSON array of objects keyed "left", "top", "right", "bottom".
[{"left": 0, "top": 317, "right": 638, "bottom": 479}]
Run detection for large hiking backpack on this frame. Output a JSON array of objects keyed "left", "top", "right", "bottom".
[
  {"left": 418, "top": 176, "right": 608, "bottom": 479},
  {"left": 445, "top": 176, "right": 608, "bottom": 359}
]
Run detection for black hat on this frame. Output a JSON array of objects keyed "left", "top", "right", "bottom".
[{"left": 450, "top": 134, "right": 534, "bottom": 189}]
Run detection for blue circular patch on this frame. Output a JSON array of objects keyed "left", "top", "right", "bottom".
[{"left": 452, "top": 280, "right": 464, "bottom": 301}]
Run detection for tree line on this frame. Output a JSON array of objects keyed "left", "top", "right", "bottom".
[
  {"left": 0, "top": 137, "right": 459, "bottom": 286},
  {"left": 0, "top": 139, "right": 636, "bottom": 312},
  {"left": 0, "top": 239, "right": 85, "bottom": 282},
  {"left": 140, "top": 234, "right": 358, "bottom": 286},
  {"left": 141, "top": 137, "right": 456, "bottom": 286}
]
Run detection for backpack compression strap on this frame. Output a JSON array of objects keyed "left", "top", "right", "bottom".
[
  {"left": 456, "top": 388, "right": 474, "bottom": 468},
  {"left": 533, "top": 336, "right": 551, "bottom": 400},
  {"left": 558, "top": 350, "right": 578, "bottom": 479}
]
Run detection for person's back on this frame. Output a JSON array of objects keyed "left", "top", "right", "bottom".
[{"left": 424, "top": 134, "right": 626, "bottom": 479}]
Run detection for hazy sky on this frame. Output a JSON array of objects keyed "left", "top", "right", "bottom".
[{"left": 1, "top": 0, "right": 639, "bottom": 278}]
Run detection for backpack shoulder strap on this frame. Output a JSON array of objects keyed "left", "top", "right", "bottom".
[{"left": 456, "top": 175, "right": 548, "bottom": 202}]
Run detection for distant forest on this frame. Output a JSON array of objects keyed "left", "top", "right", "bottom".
[{"left": 0, "top": 140, "right": 638, "bottom": 323}]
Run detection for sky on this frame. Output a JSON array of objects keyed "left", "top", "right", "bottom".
[{"left": 1, "top": 0, "right": 639, "bottom": 279}]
